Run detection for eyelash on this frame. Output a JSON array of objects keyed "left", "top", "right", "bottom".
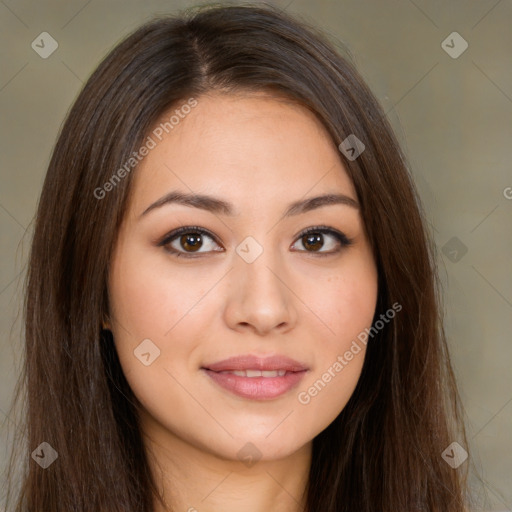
[{"left": 157, "top": 225, "right": 354, "bottom": 259}]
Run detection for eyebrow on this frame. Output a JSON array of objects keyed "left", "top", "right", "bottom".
[{"left": 140, "top": 190, "right": 359, "bottom": 218}]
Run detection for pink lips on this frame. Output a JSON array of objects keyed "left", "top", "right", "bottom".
[{"left": 202, "top": 355, "right": 309, "bottom": 400}]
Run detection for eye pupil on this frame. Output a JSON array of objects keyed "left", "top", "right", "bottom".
[
  {"left": 181, "top": 233, "right": 202, "bottom": 252},
  {"left": 303, "top": 233, "right": 323, "bottom": 251}
]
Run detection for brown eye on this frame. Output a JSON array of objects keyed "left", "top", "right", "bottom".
[
  {"left": 158, "top": 226, "right": 223, "bottom": 258},
  {"left": 179, "top": 233, "right": 203, "bottom": 252},
  {"left": 302, "top": 232, "right": 324, "bottom": 252},
  {"left": 291, "top": 226, "right": 353, "bottom": 255},
  {"left": 158, "top": 225, "right": 353, "bottom": 259}
]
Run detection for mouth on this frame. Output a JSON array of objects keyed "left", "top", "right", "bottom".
[
  {"left": 201, "top": 354, "right": 309, "bottom": 400},
  {"left": 215, "top": 369, "right": 288, "bottom": 377}
]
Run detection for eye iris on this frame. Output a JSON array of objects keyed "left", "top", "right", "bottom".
[
  {"left": 181, "top": 233, "right": 202, "bottom": 252},
  {"left": 303, "top": 232, "right": 323, "bottom": 251}
]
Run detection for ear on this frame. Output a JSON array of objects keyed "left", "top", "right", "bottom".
[{"left": 101, "top": 314, "right": 112, "bottom": 330}]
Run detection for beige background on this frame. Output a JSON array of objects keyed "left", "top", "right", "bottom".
[{"left": 1, "top": 0, "right": 511, "bottom": 509}]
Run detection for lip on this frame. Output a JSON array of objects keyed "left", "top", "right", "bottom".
[
  {"left": 201, "top": 355, "right": 309, "bottom": 400},
  {"left": 202, "top": 354, "right": 309, "bottom": 372}
]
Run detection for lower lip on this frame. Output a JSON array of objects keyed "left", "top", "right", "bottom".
[{"left": 202, "top": 369, "right": 307, "bottom": 400}]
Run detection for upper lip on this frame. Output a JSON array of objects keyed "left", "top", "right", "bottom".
[{"left": 202, "top": 355, "right": 309, "bottom": 372}]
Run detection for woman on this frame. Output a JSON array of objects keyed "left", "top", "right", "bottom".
[{"left": 6, "top": 4, "right": 470, "bottom": 511}]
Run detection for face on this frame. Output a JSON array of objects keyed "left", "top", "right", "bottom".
[{"left": 108, "top": 92, "right": 378, "bottom": 463}]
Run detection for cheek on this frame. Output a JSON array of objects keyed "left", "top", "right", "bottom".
[
  {"left": 294, "top": 252, "right": 377, "bottom": 425},
  {"left": 107, "top": 240, "right": 210, "bottom": 405},
  {"left": 109, "top": 240, "right": 208, "bottom": 339},
  {"left": 322, "top": 257, "right": 378, "bottom": 347}
]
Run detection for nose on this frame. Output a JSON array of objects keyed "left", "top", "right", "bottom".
[{"left": 223, "top": 249, "right": 298, "bottom": 336}]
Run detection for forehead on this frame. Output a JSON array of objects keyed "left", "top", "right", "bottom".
[{"left": 128, "top": 92, "right": 357, "bottom": 214}]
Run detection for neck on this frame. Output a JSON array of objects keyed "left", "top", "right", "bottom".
[{"left": 141, "top": 413, "right": 312, "bottom": 512}]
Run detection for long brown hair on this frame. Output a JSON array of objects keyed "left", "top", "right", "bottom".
[{"left": 5, "top": 3, "right": 470, "bottom": 511}]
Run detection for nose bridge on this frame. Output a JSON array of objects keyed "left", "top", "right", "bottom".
[
  {"left": 235, "top": 236, "right": 287, "bottom": 303},
  {"left": 224, "top": 234, "right": 297, "bottom": 334},
  {"left": 239, "top": 248, "right": 281, "bottom": 292}
]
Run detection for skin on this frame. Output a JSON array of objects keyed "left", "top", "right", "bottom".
[{"left": 108, "top": 92, "right": 378, "bottom": 512}]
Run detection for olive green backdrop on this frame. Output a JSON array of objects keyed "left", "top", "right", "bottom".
[{"left": 1, "top": 0, "right": 511, "bottom": 509}]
